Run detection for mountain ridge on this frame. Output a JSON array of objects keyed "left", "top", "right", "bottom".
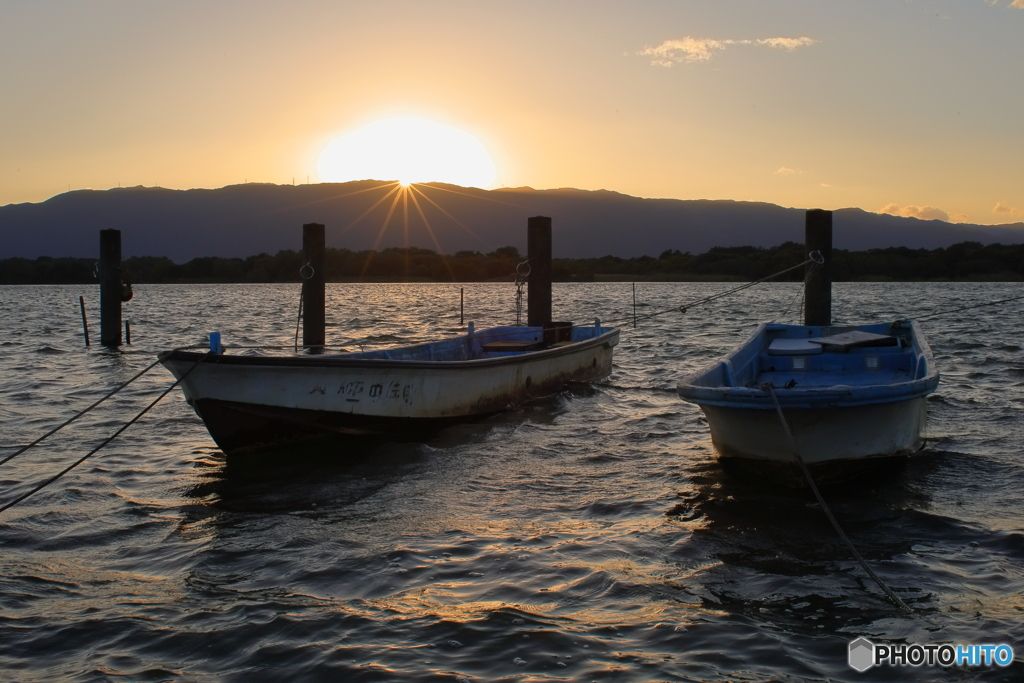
[{"left": 3, "top": 182, "right": 1023, "bottom": 262}]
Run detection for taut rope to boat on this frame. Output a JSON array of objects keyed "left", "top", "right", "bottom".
[
  {"left": 0, "top": 359, "right": 163, "bottom": 468},
  {"left": 602, "top": 252, "right": 822, "bottom": 328},
  {"left": 0, "top": 355, "right": 207, "bottom": 515},
  {"left": 913, "top": 293, "right": 1024, "bottom": 322},
  {"left": 762, "top": 381, "right": 913, "bottom": 614}
]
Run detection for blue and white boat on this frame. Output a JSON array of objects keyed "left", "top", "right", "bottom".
[{"left": 677, "top": 320, "right": 939, "bottom": 483}]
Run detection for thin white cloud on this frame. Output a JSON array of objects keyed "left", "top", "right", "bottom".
[
  {"left": 756, "top": 37, "right": 818, "bottom": 50},
  {"left": 640, "top": 38, "right": 724, "bottom": 65},
  {"left": 639, "top": 36, "right": 818, "bottom": 66},
  {"left": 775, "top": 167, "right": 803, "bottom": 175},
  {"left": 993, "top": 202, "right": 1024, "bottom": 217}
]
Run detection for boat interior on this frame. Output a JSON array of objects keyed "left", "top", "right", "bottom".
[
  {"left": 330, "top": 323, "right": 614, "bottom": 362},
  {"left": 706, "top": 321, "right": 931, "bottom": 389}
]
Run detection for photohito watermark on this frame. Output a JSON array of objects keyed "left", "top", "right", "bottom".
[{"left": 848, "top": 637, "right": 1014, "bottom": 672}]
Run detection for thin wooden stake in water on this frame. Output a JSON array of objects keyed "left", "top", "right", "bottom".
[
  {"left": 460, "top": 287, "right": 464, "bottom": 326},
  {"left": 633, "top": 283, "right": 637, "bottom": 328},
  {"left": 79, "top": 296, "right": 90, "bottom": 346},
  {"left": 125, "top": 321, "right": 131, "bottom": 345}
]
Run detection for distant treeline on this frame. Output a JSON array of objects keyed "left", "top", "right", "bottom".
[{"left": 3, "top": 241, "right": 1024, "bottom": 284}]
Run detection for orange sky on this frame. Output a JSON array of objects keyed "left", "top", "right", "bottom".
[{"left": 2, "top": 0, "right": 1023, "bottom": 225}]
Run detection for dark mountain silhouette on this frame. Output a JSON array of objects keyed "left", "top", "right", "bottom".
[{"left": 3, "top": 181, "right": 1023, "bottom": 262}]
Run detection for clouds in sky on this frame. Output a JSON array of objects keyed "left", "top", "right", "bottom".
[
  {"left": 880, "top": 204, "right": 970, "bottom": 223},
  {"left": 775, "top": 167, "right": 803, "bottom": 175},
  {"left": 993, "top": 202, "right": 1024, "bottom": 218},
  {"left": 640, "top": 36, "right": 817, "bottom": 66},
  {"left": 1012, "top": 0, "right": 1024, "bottom": 9}
]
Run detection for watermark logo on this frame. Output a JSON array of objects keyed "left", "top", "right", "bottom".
[
  {"left": 849, "top": 637, "right": 1014, "bottom": 671},
  {"left": 848, "top": 637, "right": 874, "bottom": 672}
]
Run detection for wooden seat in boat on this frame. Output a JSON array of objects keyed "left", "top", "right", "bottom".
[{"left": 481, "top": 340, "right": 545, "bottom": 353}]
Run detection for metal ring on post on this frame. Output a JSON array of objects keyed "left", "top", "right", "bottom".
[
  {"left": 299, "top": 262, "right": 315, "bottom": 280},
  {"left": 808, "top": 250, "right": 824, "bottom": 265},
  {"left": 516, "top": 260, "right": 531, "bottom": 278}
]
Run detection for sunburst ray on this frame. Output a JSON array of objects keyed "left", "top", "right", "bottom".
[
  {"left": 409, "top": 184, "right": 485, "bottom": 243},
  {"left": 407, "top": 187, "right": 456, "bottom": 281},
  {"left": 339, "top": 183, "right": 404, "bottom": 238}
]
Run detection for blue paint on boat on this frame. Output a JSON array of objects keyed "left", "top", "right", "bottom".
[{"left": 678, "top": 320, "right": 939, "bottom": 411}]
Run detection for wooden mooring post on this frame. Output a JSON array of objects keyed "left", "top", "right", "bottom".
[
  {"left": 302, "top": 222, "right": 326, "bottom": 350},
  {"left": 99, "top": 229, "right": 122, "bottom": 347},
  {"left": 527, "top": 216, "right": 552, "bottom": 327},
  {"left": 804, "top": 209, "right": 833, "bottom": 326}
]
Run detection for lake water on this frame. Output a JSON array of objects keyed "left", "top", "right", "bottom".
[{"left": 1, "top": 282, "right": 1022, "bottom": 682}]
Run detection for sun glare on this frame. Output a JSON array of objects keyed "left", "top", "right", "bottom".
[{"left": 317, "top": 117, "right": 497, "bottom": 188}]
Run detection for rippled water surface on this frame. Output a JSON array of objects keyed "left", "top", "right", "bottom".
[{"left": 1, "top": 282, "right": 1023, "bottom": 682}]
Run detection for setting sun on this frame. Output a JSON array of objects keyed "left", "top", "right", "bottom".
[{"left": 317, "top": 117, "right": 497, "bottom": 188}]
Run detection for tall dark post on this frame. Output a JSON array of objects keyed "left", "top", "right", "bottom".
[
  {"left": 527, "top": 216, "right": 552, "bottom": 327},
  {"left": 302, "top": 222, "right": 326, "bottom": 349},
  {"left": 804, "top": 209, "right": 833, "bottom": 326},
  {"left": 99, "top": 229, "right": 122, "bottom": 347}
]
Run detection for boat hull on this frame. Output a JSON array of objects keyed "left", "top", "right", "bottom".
[
  {"left": 160, "top": 326, "right": 618, "bottom": 454},
  {"left": 189, "top": 398, "right": 483, "bottom": 454},
  {"left": 703, "top": 397, "right": 927, "bottom": 485},
  {"left": 703, "top": 397, "right": 927, "bottom": 463},
  {"left": 678, "top": 320, "right": 939, "bottom": 485}
]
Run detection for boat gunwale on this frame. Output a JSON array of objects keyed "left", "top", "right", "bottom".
[{"left": 159, "top": 327, "right": 620, "bottom": 371}]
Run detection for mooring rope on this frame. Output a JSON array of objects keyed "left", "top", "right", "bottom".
[
  {"left": 294, "top": 262, "right": 315, "bottom": 351},
  {"left": 514, "top": 260, "right": 531, "bottom": 326},
  {"left": 913, "top": 293, "right": 1024, "bottom": 322},
  {"left": 761, "top": 382, "right": 913, "bottom": 614},
  {"left": 0, "top": 358, "right": 163, "bottom": 468},
  {"left": 294, "top": 286, "right": 305, "bottom": 351},
  {"left": 775, "top": 263, "right": 816, "bottom": 324},
  {"left": 601, "top": 254, "right": 821, "bottom": 328},
  {"left": 0, "top": 356, "right": 206, "bottom": 516}
]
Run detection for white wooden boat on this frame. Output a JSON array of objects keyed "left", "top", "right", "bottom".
[
  {"left": 677, "top": 320, "right": 939, "bottom": 484},
  {"left": 160, "top": 322, "right": 618, "bottom": 454}
]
